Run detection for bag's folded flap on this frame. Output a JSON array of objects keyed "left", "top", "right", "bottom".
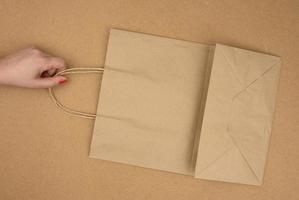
[{"left": 194, "top": 44, "right": 281, "bottom": 185}]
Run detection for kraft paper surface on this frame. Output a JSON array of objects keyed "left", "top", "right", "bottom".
[
  {"left": 90, "top": 29, "right": 213, "bottom": 175},
  {"left": 1, "top": 1, "right": 298, "bottom": 199},
  {"left": 90, "top": 29, "right": 281, "bottom": 185},
  {"left": 195, "top": 44, "right": 281, "bottom": 185}
]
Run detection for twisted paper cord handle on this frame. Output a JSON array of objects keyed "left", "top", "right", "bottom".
[{"left": 48, "top": 67, "right": 104, "bottom": 119}]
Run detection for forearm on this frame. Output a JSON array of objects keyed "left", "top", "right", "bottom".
[{"left": 0, "top": 58, "right": 10, "bottom": 85}]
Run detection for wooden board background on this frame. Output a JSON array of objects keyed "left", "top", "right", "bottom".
[{"left": 0, "top": 0, "right": 298, "bottom": 199}]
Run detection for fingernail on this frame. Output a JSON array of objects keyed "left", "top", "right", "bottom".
[{"left": 59, "top": 79, "right": 67, "bottom": 84}]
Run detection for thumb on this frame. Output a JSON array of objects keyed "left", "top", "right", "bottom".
[{"left": 32, "top": 76, "right": 67, "bottom": 88}]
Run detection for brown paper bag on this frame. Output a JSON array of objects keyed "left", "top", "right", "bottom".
[{"left": 89, "top": 29, "right": 281, "bottom": 185}]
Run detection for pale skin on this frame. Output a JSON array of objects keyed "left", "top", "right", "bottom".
[{"left": 0, "top": 47, "right": 67, "bottom": 88}]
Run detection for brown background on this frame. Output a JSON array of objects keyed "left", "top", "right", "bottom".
[{"left": 0, "top": 0, "right": 298, "bottom": 199}]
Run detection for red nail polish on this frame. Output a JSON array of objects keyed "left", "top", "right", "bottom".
[{"left": 59, "top": 79, "right": 67, "bottom": 84}]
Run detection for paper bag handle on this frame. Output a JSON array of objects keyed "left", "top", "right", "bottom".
[{"left": 48, "top": 67, "right": 104, "bottom": 119}]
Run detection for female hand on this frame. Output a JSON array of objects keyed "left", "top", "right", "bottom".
[{"left": 0, "top": 47, "right": 67, "bottom": 88}]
